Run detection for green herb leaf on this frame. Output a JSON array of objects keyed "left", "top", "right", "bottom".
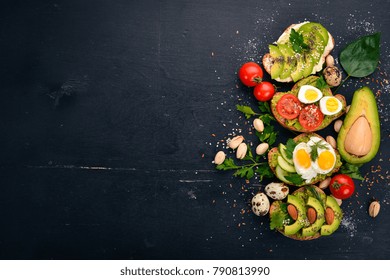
[
  {"left": 285, "top": 173, "right": 304, "bottom": 185},
  {"left": 285, "top": 139, "right": 297, "bottom": 160},
  {"left": 256, "top": 126, "right": 278, "bottom": 146},
  {"left": 215, "top": 158, "right": 238, "bottom": 171},
  {"left": 306, "top": 185, "right": 326, "bottom": 209},
  {"left": 258, "top": 102, "right": 271, "bottom": 113},
  {"left": 236, "top": 105, "right": 258, "bottom": 119},
  {"left": 259, "top": 114, "right": 275, "bottom": 126},
  {"left": 289, "top": 29, "right": 309, "bottom": 54},
  {"left": 254, "top": 164, "right": 274, "bottom": 182},
  {"left": 233, "top": 166, "right": 254, "bottom": 179},
  {"left": 315, "top": 75, "right": 329, "bottom": 90},
  {"left": 310, "top": 140, "right": 329, "bottom": 161},
  {"left": 270, "top": 211, "right": 285, "bottom": 230},
  {"left": 340, "top": 33, "right": 381, "bottom": 77},
  {"left": 339, "top": 162, "right": 364, "bottom": 181}
]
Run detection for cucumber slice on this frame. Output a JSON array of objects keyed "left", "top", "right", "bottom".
[
  {"left": 279, "top": 143, "right": 293, "bottom": 165},
  {"left": 277, "top": 156, "right": 296, "bottom": 173},
  {"left": 275, "top": 165, "right": 291, "bottom": 184}
]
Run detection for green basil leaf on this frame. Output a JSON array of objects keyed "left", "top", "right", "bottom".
[{"left": 340, "top": 33, "right": 381, "bottom": 77}]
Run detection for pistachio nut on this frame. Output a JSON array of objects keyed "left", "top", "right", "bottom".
[
  {"left": 326, "top": 135, "right": 337, "bottom": 149},
  {"left": 256, "top": 143, "right": 269, "bottom": 155},
  {"left": 334, "top": 120, "right": 343, "bottom": 133},
  {"left": 228, "top": 135, "right": 244, "bottom": 149},
  {"left": 369, "top": 201, "right": 380, "bottom": 218},
  {"left": 330, "top": 195, "right": 342, "bottom": 206},
  {"left": 319, "top": 177, "right": 332, "bottom": 190},
  {"left": 253, "top": 118, "right": 264, "bottom": 133},
  {"left": 236, "top": 143, "right": 248, "bottom": 159},
  {"left": 214, "top": 151, "right": 226, "bottom": 165},
  {"left": 326, "top": 54, "right": 335, "bottom": 67}
]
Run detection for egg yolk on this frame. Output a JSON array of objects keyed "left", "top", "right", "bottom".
[
  {"left": 318, "top": 151, "right": 335, "bottom": 170},
  {"left": 304, "top": 89, "right": 319, "bottom": 101},
  {"left": 296, "top": 149, "right": 311, "bottom": 168},
  {"left": 326, "top": 98, "right": 339, "bottom": 112}
]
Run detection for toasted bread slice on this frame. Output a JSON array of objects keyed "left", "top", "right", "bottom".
[
  {"left": 262, "top": 22, "right": 335, "bottom": 83},
  {"left": 271, "top": 76, "right": 346, "bottom": 133},
  {"left": 267, "top": 133, "right": 341, "bottom": 186},
  {"left": 269, "top": 186, "right": 325, "bottom": 240}
]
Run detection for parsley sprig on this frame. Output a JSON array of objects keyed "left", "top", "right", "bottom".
[
  {"left": 339, "top": 162, "right": 364, "bottom": 181},
  {"left": 236, "top": 103, "right": 278, "bottom": 145},
  {"left": 310, "top": 140, "right": 329, "bottom": 161},
  {"left": 289, "top": 29, "right": 310, "bottom": 54},
  {"left": 216, "top": 145, "right": 274, "bottom": 181}
]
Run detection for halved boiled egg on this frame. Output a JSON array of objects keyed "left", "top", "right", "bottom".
[
  {"left": 293, "top": 142, "right": 317, "bottom": 182},
  {"left": 297, "top": 85, "right": 323, "bottom": 104},
  {"left": 319, "top": 96, "right": 342, "bottom": 115},
  {"left": 307, "top": 137, "right": 337, "bottom": 174}
]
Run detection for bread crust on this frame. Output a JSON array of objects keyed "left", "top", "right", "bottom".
[{"left": 269, "top": 186, "right": 325, "bottom": 240}]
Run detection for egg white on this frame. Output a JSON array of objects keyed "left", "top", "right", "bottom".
[
  {"left": 307, "top": 137, "right": 336, "bottom": 174},
  {"left": 319, "top": 96, "right": 342, "bottom": 115},
  {"left": 292, "top": 142, "right": 317, "bottom": 183},
  {"left": 297, "top": 85, "right": 323, "bottom": 104}
]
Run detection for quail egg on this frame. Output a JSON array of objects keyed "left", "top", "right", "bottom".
[{"left": 251, "top": 192, "right": 270, "bottom": 216}]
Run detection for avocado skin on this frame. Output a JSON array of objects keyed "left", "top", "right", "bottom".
[
  {"left": 337, "top": 87, "right": 380, "bottom": 164},
  {"left": 284, "top": 195, "right": 308, "bottom": 236}
]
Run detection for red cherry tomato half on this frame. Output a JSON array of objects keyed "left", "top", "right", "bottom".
[
  {"left": 238, "top": 62, "right": 263, "bottom": 87},
  {"left": 253, "top": 82, "right": 275, "bottom": 102},
  {"left": 298, "top": 104, "right": 324, "bottom": 131},
  {"left": 329, "top": 174, "right": 355, "bottom": 200},
  {"left": 276, "top": 94, "right": 302, "bottom": 120}
]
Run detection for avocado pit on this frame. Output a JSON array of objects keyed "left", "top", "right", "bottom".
[{"left": 344, "top": 116, "right": 372, "bottom": 157}]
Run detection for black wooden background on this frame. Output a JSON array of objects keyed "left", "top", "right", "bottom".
[{"left": 0, "top": 0, "right": 389, "bottom": 259}]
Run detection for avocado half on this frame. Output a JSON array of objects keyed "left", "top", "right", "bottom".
[{"left": 337, "top": 87, "right": 380, "bottom": 164}]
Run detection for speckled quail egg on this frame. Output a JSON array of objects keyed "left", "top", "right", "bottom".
[
  {"left": 319, "top": 96, "right": 342, "bottom": 116},
  {"left": 251, "top": 192, "right": 270, "bottom": 216},
  {"left": 265, "top": 182, "right": 289, "bottom": 200},
  {"left": 297, "top": 85, "right": 323, "bottom": 104}
]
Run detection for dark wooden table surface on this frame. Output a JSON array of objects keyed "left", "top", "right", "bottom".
[{"left": 0, "top": 0, "right": 389, "bottom": 259}]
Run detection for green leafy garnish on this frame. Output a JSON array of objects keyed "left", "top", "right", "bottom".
[
  {"left": 310, "top": 140, "right": 329, "bottom": 161},
  {"left": 285, "top": 139, "right": 297, "bottom": 160},
  {"left": 236, "top": 105, "right": 258, "bottom": 119},
  {"left": 259, "top": 114, "right": 275, "bottom": 126},
  {"left": 236, "top": 104, "right": 275, "bottom": 125},
  {"left": 306, "top": 185, "right": 326, "bottom": 209},
  {"left": 315, "top": 75, "right": 329, "bottom": 90},
  {"left": 289, "top": 29, "right": 309, "bottom": 54},
  {"left": 285, "top": 173, "right": 305, "bottom": 185},
  {"left": 340, "top": 33, "right": 381, "bottom": 78},
  {"left": 270, "top": 211, "right": 286, "bottom": 230},
  {"left": 270, "top": 202, "right": 290, "bottom": 230},
  {"left": 256, "top": 126, "right": 278, "bottom": 146},
  {"left": 258, "top": 102, "right": 272, "bottom": 114},
  {"left": 216, "top": 149, "right": 274, "bottom": 181},
  {"left": 254, "top": 164, "right": 274, "bottom": 182},
  {"left": 339, "top": 162, "right": 364, "bottom": 181}
]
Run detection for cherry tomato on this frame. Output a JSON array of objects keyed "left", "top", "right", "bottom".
[
  {"left": 276, "top": 94, "right": 302, "bottom": 120},
  {"left": 253, "top": 82, "right": 275, "bottom": 101},
  {"left": 329, "top": 174, "right": 355, "bottom": 199},
  {"left": 238, "top": 62, "right": 263, "bottom": 87},
  {"left": 298, "top": 104, "right": 324, "bottom": 131}
]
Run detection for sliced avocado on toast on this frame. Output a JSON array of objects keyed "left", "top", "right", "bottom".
[
  {"left": 269, "top": 186, "right": 342, "bottom": 240},
  {"left": 264, "top": 22, "right": 334, "bottom": 82}
]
